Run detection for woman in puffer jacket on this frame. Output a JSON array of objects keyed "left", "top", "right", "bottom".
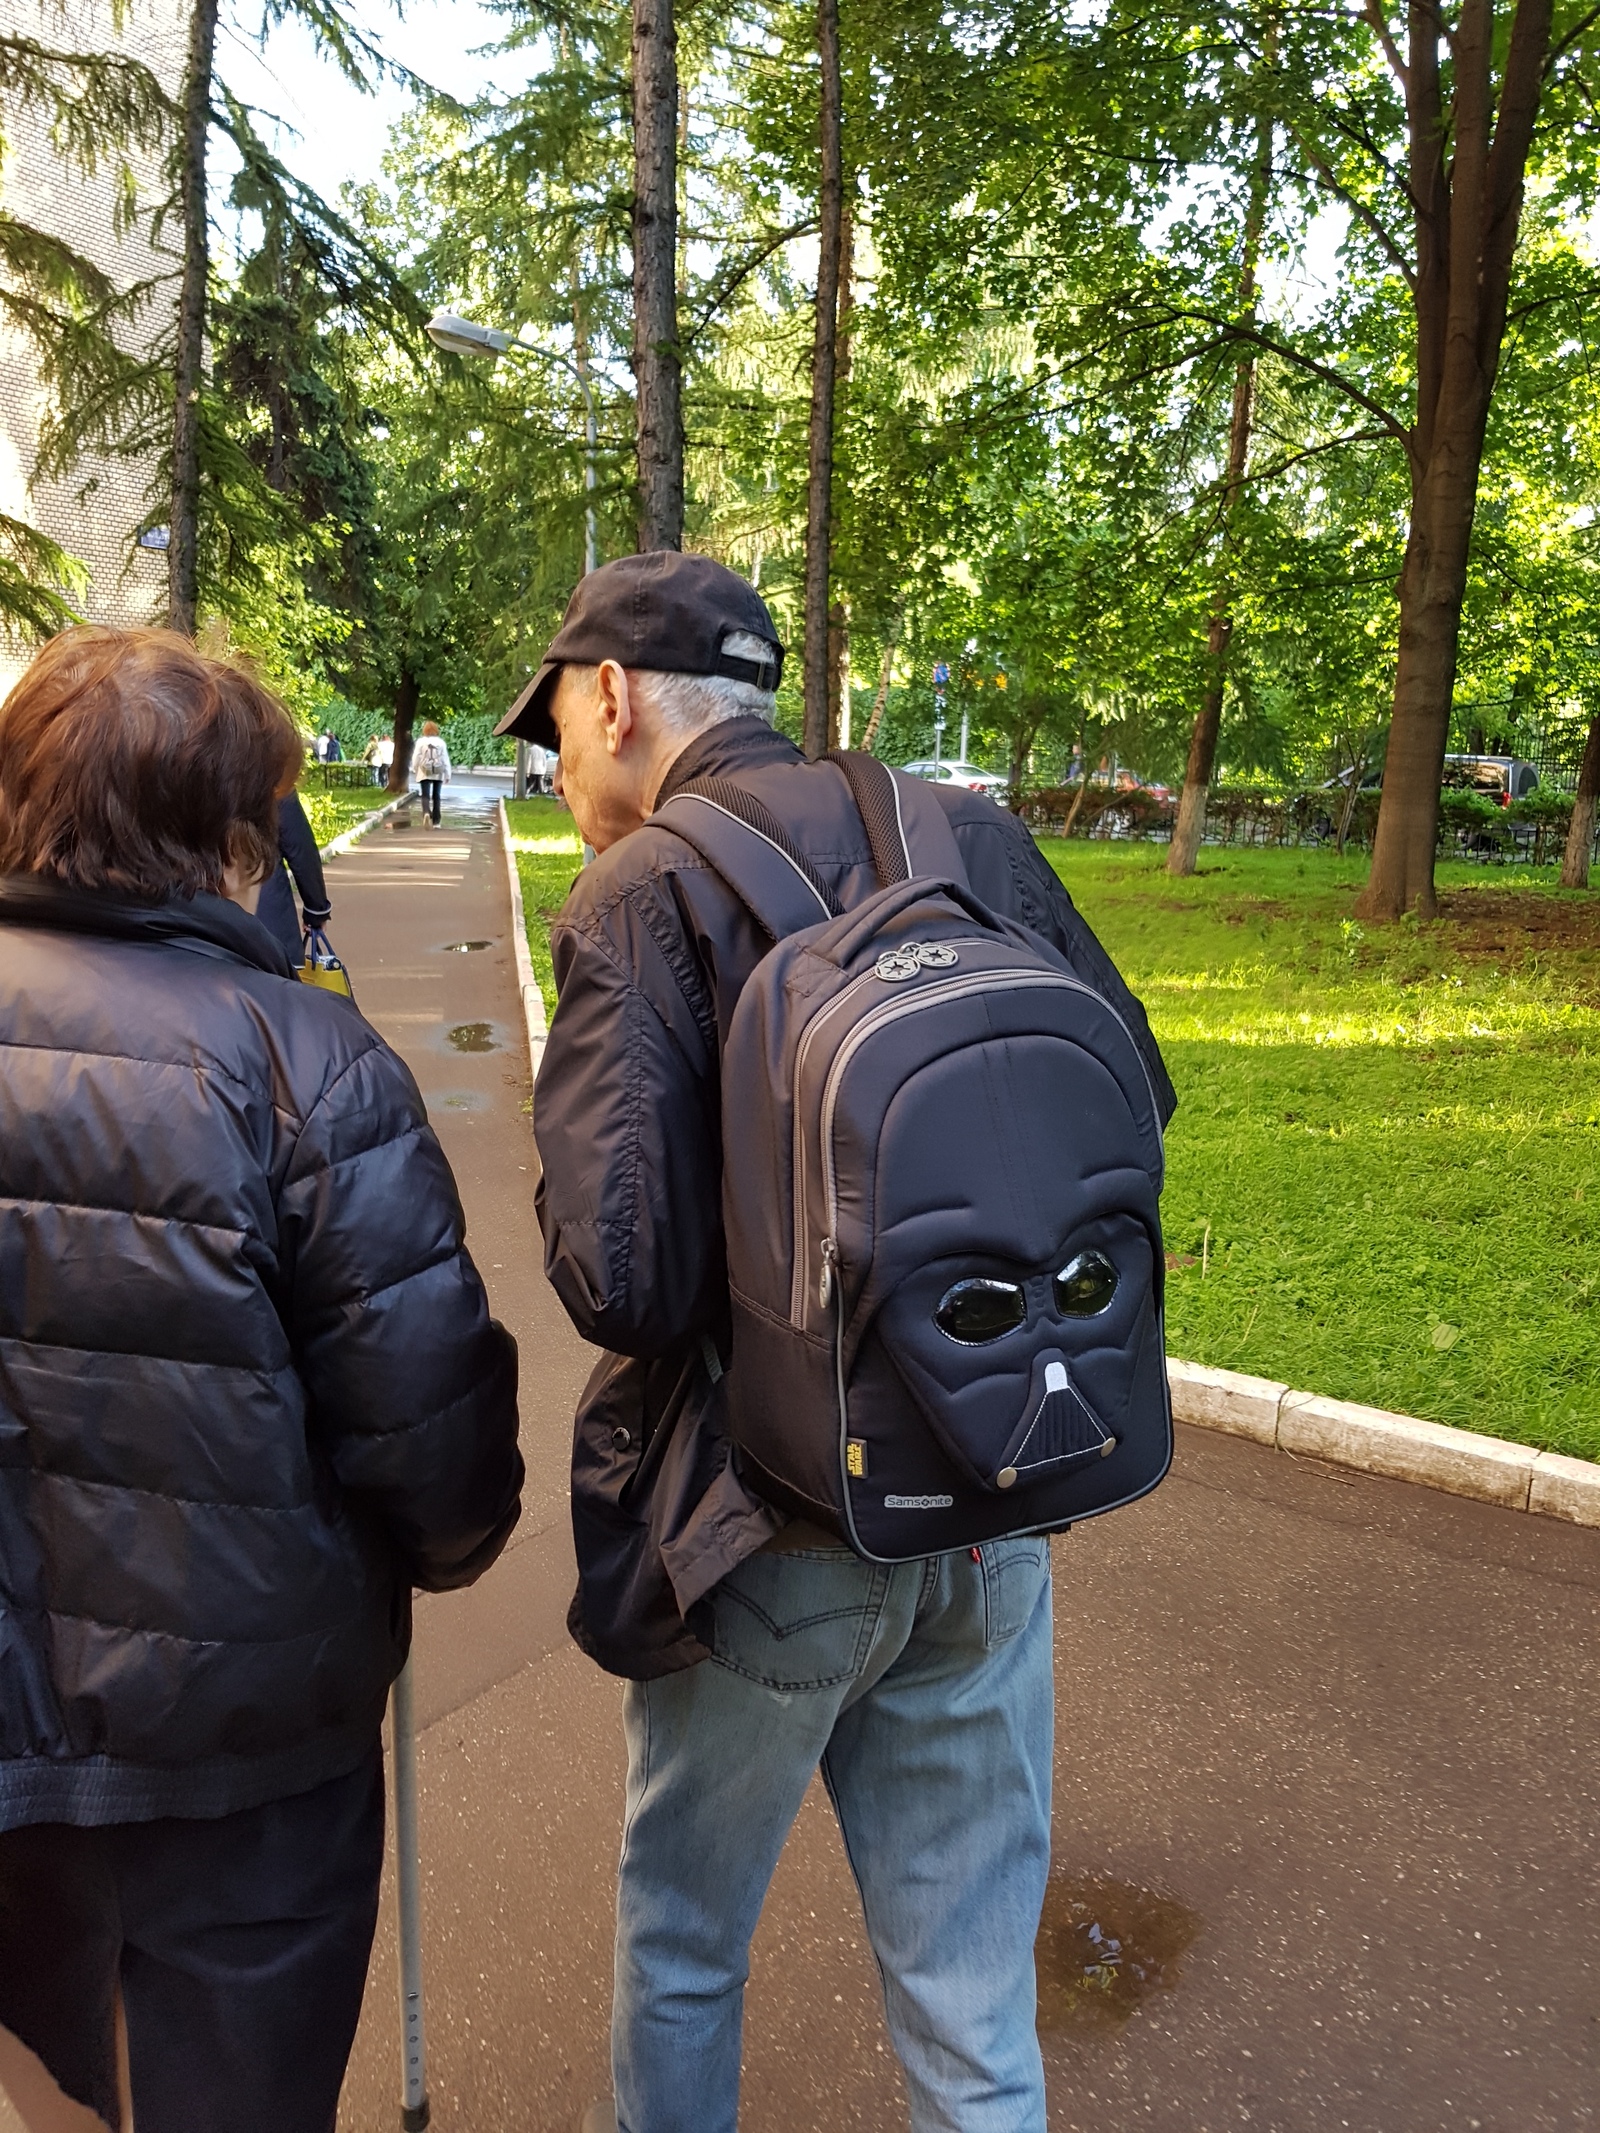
[{"left": 0, "top": 628, "right": 523, "bottom": 2133}]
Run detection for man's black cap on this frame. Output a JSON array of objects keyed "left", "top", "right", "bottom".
[{"left": 494, "top": 551, "right": 785, "bottom": 749}]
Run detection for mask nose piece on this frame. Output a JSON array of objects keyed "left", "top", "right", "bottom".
[{"left": 994, "top": 1350, "right": 1116, "bottom": 1490}]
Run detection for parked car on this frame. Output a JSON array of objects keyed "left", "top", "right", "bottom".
[
  {"left": 900, "top": 758, "right": 1009, "bottom": 801},
  {"left": 1440, "top": 754, "right": 1539, "bottom": 804},
  {"left": 1318, "top": 763, "right": 1384, "bottom": 793},
  {"left": 1319, "top": 754, "right": 1538, "bottom": 806}
]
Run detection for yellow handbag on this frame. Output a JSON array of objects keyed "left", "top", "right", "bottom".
[{"left": 298, "top": 924, "right": 354, "bottom": 1000}]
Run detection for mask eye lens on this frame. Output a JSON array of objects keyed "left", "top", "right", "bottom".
[
  {"left": 935, "top": 1278, "right": 1026, "bottom": 1345},
  {"left": 1054, "top": 1251, "right": 1118, "bottom": 1317}
]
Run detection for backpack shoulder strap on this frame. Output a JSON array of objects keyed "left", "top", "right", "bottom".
[
  {"left": 826, "top": 751, "right": 968, "bottom": 888},
  {"left": 657, "top": 777, "right": 843, "bottom": 941}
]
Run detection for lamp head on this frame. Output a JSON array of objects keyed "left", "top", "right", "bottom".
[{"left": 425, "top": 311, "right": 512, "bottom": 358}]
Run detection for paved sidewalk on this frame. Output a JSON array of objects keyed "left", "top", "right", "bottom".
[
  {"left": 326, "top": 780, "right": 1600, "bottom": 2133},
  {"left": 5, "top": 780, "right": 1595, "bottom": 2132},
  {"left": 314, "top": 775, "right": 592, "bottom": 1719}
]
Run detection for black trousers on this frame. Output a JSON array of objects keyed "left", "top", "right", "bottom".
[
  {"left": 0, "top": 1750, "right": 383, "bottom": 2133},
  {"left": 419, "top": 778, "right": 442, "bottom": 824}
]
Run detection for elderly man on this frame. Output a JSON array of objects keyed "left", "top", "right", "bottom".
[{"left": 499, "top": 553, "right": 1174, "bottom": 2133}]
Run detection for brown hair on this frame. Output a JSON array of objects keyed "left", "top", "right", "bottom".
[{"left": 0, "top": 626, "right": 304, "bottom": 900}]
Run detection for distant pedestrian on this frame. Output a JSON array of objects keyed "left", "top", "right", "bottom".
[
  {"left": 313, "top": 729, "right": 343, "bottom": 764},
  {"left": 362, "top": 733, "right": 386, "bottom": 786},
  {"left": 257, "top": 789, "right": 332, "bottom": 968},
  {"left": 0, "top": 625, "right": 523, "bottom": 2133},
  {"left": 413, "top": 721, "right": 451, "bottom": 826}
]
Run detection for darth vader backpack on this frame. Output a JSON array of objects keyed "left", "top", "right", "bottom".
[{"left": 656, "top": 751, "right": 1172, "bottom": 1561}]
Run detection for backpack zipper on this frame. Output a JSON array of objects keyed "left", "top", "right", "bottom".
[
  {"left": 789, "top": 966, "right": 884, "bottom": 1322},
  {"left": 797, "top": 968, "right": 1164, "bottom": 1329},
  {"left": 788, "top": 937, "right": 991, "bottom": 1323}
]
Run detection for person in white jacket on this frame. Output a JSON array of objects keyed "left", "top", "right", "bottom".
[{"left": 412, "top": 723, "right": 451, "bottom": 825}]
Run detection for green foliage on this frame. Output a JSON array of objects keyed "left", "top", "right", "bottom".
[
  {"left": 436, "top": 713, "right": 513, "bottom": 767},
  {"left": 297, "top": 778, "right": 390, "bottom": 846},
  {"left": 309, "top": 694, "right": 389, "bottom": 754}
]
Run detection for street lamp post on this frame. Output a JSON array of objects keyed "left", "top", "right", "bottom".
[
  {"left": 425, "top": 312, "right": 598, "bottom": 573},
  {"left": 427, "top": 311, "right": 600, "bottom": 799}
]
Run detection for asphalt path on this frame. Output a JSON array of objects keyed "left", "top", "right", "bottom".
[
  {"left": 316, "top": 776, "right": 1600, "bottom": 2133},
  {"left": 11, "top": 776, "right": 1592, "bottom": 2133}
]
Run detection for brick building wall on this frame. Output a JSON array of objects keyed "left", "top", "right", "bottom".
[{"left": 0, "top": 0, "right": 187, "bottom": 693}]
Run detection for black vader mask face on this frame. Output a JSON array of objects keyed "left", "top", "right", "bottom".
[{"left": 873, "top": 1215, "right": 1156, "bottom": 1492}]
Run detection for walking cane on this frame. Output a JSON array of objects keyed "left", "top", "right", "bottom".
[{"left": 391, "top": 1657, "right": 430, "bottom": 2131}]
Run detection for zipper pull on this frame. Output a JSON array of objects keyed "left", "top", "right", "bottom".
[{"left": 819, "top": 1235, "right": 839, "bottom": 1309}]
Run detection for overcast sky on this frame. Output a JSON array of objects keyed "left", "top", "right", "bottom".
[{"left": 220, "top": 0, "right": 527, "bottom": 208}]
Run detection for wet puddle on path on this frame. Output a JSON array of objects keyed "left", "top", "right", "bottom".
[
  {"left": 1035, "top": 1875, "right": 1201, "bottom": 2031},
  {"left": 446, "top": 1021, "right": 498, "bottom": 1053},
  {"left": 426, "top": 1089, "right": 490, "bottom": 1113},
  {"left": 440, "top": 940, "right": 493, "bottom": 953}
]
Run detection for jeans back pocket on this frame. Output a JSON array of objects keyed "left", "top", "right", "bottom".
[
  {"left": 980, "top": 1536, "right": 1051, "bottom": 1649},
  {"left": 712, "top": 1549, "right": 890, "bottom": 1691}
]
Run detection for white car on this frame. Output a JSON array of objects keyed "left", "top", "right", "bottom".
[{"left": 900, "top": 759, "right": 1009, "bottom": 801}]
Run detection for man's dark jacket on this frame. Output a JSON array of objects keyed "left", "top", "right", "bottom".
[
  {"left": 535, "top": 717, "right": 1175, "bottom": 1680},
  {"left": 0, "top": 877, "right": 523, "bottom": 1831}
]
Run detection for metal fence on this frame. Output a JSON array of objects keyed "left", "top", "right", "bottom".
[{"left": 1017, "top": 783, "right": 1599, "bottom": 867}]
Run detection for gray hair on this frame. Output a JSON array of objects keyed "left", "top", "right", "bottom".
[{"left": 562, "top": 630, "right": 777, "bottom": 735}]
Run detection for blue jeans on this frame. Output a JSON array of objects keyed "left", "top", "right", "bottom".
[{"left": 613, "top": 1536, "right": 1054, "bottom": 2133}]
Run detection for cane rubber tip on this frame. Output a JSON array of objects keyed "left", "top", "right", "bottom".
[{"left": 402, "top": 2102, "right": 431, "bottom": 2131}]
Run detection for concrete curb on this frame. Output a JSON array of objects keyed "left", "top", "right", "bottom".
[
  {"left": 498, "top": 798, "right": 548, "bottom": 1090},
  {"left": 318, "top": 793, "right": 405, "bottom": 858},
  {"left": 1167, "top": 1357, "right": 1600, "bottom": 1528}
]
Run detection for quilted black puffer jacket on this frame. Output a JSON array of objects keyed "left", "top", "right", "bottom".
[{"left": 0, "top": 875, "right": 523, "bottom": 1831}]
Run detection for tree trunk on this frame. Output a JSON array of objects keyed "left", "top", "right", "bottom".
[
  {"left": 1062, "top": 742, "right": 1092, "bottom": 837},
  {"left": 1007, "top": 716, "right": 1039, "bottom": 798},
  {"left": 801, "top": 0, "right": 843, "bottom": 759},
  {"left": 168, "top": 0, "right": 218, "bottom": 636},
  {"left": 860, "top": 610, "right": 900, "bottom": 752},
  {"left": 1356, "top": 0, "right": 1554, "bottom": 919},
  {"left": 387, "top": 663, "right": 420, "bottom": 795},
  {"left": 824, "top": 207, "right": 854, "bottom": 751},
  {"left": 1356, "top": 441, "right": 1485, "bottom": 918},
  {"left": 1559, "top": 710, "right": 1600, "bottom": 888},
  {"left": 631, "top": 0, "right": 682, "bottom": 551},
  {"left": 827, "top": 603, "right": 849, "bottom": 748},
  {"left": 1167, "top": 617, "right": 1229, "bottom": 873},
  {"left": 571, "top": 263, "right": 599, "bottom": 573},
  {"left": 1168, "top": 70, "right": 1270, "bottom": 878},
  {"left": 1334, "top": 736, "right": 1371, "bottom": 854}
]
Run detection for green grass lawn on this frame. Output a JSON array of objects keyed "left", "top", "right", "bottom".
[
  {"left": 300, "top": 780, "right": 395, "bottom": 849},
  {"left": 507, "top": 797, "right": 1600, "bottom": 1460},
  {"left": 1040, "top": 842, "right": 1600, "bottom": 1460},
  {"left": 504, "top": 797, "right": 585, "bottom": 1019}
]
